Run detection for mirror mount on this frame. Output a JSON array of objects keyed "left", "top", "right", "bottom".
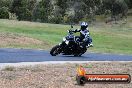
[{"left": 71, "top": 25, "right": 73, "bottom": 28}]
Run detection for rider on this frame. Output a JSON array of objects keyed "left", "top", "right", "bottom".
[{"left": 72, "top": 22, "right": 93, "bottom": 48}]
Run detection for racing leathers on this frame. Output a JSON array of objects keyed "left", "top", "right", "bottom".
[{"left": 72, "top": 28, "right": 93, "bottom": 48}]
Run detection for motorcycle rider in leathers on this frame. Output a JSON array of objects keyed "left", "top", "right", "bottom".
[{"left": 72, "top": 22, "right": 93, "bottom": 48}]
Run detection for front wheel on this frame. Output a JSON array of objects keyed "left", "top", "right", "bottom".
[{"left": 50, "top": 45, "right": 61, "bottom": 56}]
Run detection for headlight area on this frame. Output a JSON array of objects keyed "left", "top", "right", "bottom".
[
  {"left": 63, "top": 37, "right": 69, "bottom": 45},
  {"left": 63, "top": 37, "right": 66, "bottom": 41},
  {"left": 65, "top": 40, "right": 69, "bottom": 45}
]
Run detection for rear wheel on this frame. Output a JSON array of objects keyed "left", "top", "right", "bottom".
[{"left": 50, "top": 45, "right": 61, "bottom": 56}]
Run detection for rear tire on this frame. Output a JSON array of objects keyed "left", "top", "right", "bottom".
[{"left": 50, "top": 45, "right": 61, "bottom": 56}]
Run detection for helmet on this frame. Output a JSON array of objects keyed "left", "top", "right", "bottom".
[{"left": 81, "top": 22, "right": 88, "bottom": 30}]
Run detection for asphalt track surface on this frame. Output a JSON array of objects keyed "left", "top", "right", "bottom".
[{"left": 0, "top": 48, "right": 132, "bottom": 63}]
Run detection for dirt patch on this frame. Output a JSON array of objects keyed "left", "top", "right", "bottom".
[
  {"left": 0, "top": 62, "right": 131, "bottom": 88},
  {"left": 0, "top": 33, "right": 43, "bottom": 46}
]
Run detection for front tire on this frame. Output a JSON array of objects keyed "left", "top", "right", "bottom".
[{"left": 50, "top": 45, "right": 61, "bottom": 56}]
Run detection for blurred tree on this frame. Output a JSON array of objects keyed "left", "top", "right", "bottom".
[
  {"left": 27, "top": 0, "right": 37, "bottom": 21},
  {"left": 0, "top": 7, "right": 9, "bottom": 19},
  {"left": 10, "top": 0, "right": 36, "bottom": 21},
  {"left": 0, "top": 0, "right": 131, "bottom": 23},
  {"left": 37, "top": 0, "right": 53, "bottom": 22},
  {"left": 124, "top": 0, "right": 132, "bottom": 9},
  {"left": 56, "top": 0, "right": 69, "bottom": 23},
  {"left": 103, "top": 0, "right": 128, "bottom": 21},
  {"left": 0, "top": 0, "right": 12, "bottom": 19},
  {"left": 0, "top": 0, "right": 12, "bottom": 8}
]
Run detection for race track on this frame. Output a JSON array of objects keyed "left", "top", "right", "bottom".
[{"left": 0, "top": 48, "right": 132, "bottom": 63}]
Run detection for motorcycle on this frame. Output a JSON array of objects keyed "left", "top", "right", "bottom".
[{"left": 50, "top": 25, "right": 88, "bottom": 56}]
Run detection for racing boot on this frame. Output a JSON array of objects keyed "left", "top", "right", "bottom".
[{"left": 86, "top": 43, "right": 93, "bottom": 48}]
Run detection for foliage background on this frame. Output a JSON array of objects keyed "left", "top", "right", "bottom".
[{"left": 0, "top": 0, "right": 132, "bottom": 24}]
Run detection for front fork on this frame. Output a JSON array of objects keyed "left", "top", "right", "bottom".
[{"left": 59, "top": 41, "right": 66, "bottom": 51}]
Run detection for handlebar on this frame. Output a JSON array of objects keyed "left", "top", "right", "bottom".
[{"left": 68, "top": 29, "right": 77, "bottom": 33}]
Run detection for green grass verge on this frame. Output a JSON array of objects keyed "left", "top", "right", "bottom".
[{"left": 0, "top": 19, "right": 132, "bottom": 54}]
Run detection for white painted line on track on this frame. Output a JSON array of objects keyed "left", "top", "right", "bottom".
[{"left": 0, "top": 61, "right": 132, "bottom": 69}]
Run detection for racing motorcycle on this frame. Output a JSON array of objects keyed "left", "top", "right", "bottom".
[{"left": 50, "top": 26, "right": 88, "bottom": 56}]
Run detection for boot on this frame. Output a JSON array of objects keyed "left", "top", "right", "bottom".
[{"left": 86, "top": 43, "right": 93, "bottom": 48}]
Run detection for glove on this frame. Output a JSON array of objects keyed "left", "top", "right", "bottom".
[
  {"left": 68, "top": 30, "right": 72, "bottom": 33},
  {"left": 74, "top": 29, "right": 79, "bottom": 33}
]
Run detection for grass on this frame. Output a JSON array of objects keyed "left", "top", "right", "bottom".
[{"left": 0, "top": 19, "right": 132, "bottom": 54}]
